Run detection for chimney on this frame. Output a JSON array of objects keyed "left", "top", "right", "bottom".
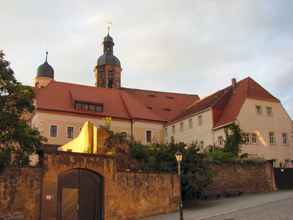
[{"left": 232, "top": 78, "right": 237, "bottom": 90}]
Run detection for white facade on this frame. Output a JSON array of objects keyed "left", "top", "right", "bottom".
[{"left": 164, "top": 98, "right": 293, "bottom": 166}]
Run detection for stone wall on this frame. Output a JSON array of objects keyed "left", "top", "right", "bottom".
[
  {"left": 110, "top": 172, "right": 179, "bottom": 219},
  {"left": 0, "top": 168, "right": 42, "bottom": 220},
  {"left": 207, "top": 161, "right": 276, "bottom": 194},
  {"left": 41, "top": 152, "right": 179, "bottom": 220}
]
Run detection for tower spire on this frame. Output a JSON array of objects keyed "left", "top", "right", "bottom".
[
  {"left": 45, "top": 51, "right": 48, "bottom": 63},
  {"left": 107, "top": 21, "right": 112, "bottom": 35}
]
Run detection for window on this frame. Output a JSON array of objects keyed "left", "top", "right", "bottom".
[
  {"left": 108, "top": 71, "right": 114, "bottom": 88},
  {"left": 200, "top": 141, "right": 204, "bottom": 150},
  {"left": 81, "top": 103, "right": 89, "bottom": 111},
  {"left": 285, "top": 159, "right": 290, "bottom": 168},
  {"left": 218, "top": 136, "right": 224, "bottom": 146},
  {"left": 269, "top": 132, "right": 276, "bottom": 145},
  {"left": 243, "top": 133, "right": 250, "bottom": 144},
  {"left": 75, "top": 101, "right": 103, "bottom": 113},
  {"left": 189, "top": 118, "right": 193, "bottom": 129},
  {"left": 282, "top": 133, "right": 288, "bottom": 145},
  {"left": 180, "top": 122, "right": 184, "bottom": 132},
  {"left": 164, "top": 128, "right": 168, "bottom": 137},
  {"left": 146, "top": 130, "right": 152, "bottom": 143},
  {"left": 251, "top": 133, "right": 257, "bottom": 144},
  {"left": 50, "top": 125, "right": 58, "bottom": 137},
  {"left": 266, "top": 107, "right": 272, "bottom": 116},
  {"left": 172, "top": 125, "right": 175, "bottom": 134},
  {"left": 75, "top": 102, "right": 83, "bottom": 110},
  {"left": 256, "top": 105, "right": 262, "bottom": 115},
  {"left": 67, "top": 127, "right": 74, "bottom": 138},
  {"left": 89, "top": 104, "right": 96, "bottom": 112},
  {"left": 198, "top": 115, "right": 202, "bottom": 126},
  {"left": 95, "top": 104, "right": 103, "bottom": 112}
]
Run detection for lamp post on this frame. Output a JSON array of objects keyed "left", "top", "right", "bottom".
[{"left": 175, "top": 151, "right": 184, "bottom": 220}]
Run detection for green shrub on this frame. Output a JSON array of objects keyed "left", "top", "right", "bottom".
[{"left": 129, "top": 142, "right": 212, "bottom": 201}]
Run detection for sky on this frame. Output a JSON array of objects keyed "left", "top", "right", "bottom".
[{"left": 1, "top": 0, "right": 293, "bottom": 117}]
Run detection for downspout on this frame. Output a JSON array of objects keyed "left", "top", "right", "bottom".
[{"left": 130, "top": 119, "right": 134, "bottom": 142}]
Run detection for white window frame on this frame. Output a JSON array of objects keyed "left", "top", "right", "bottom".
[
  {"left": 180, "top": 122, "right": 184, "bottom": 132},
  {"left": 251, "top": 133, "right": 257, "bottom": 144},
  {"left": 256, "top": 105, "right": 262, "bottom": 115},
  {"left": 164, "top": 128, "right": 168, "bottom": 137},
  {"left": 67, "top": 126, "right": 74, "bottom": 139},
  {"left": 243, "top": 133, "right": 250, "bottom": 145},
  {"left": 172, "top": 125, "right": 175, "bottom": 134},
  {"left": 188, "top": 118, "right": 193, "bottom": 129},
  {"left": 269, "top": 132, "right": 276, "bottom": 145},
  {"left": 145, "top": 130, "right": 152, "bottom": 144},
  {"left": 198, "top": 115, "right": 202, "bottom": 126},
  {"left": 218, "top": 136, "right": 224, "bottom": 146},
  {"left": 50, "top": 125, "right": 58, "bottom": 138},
  {"left": 282, "top": 133, "right": 288, "bottom": 145}
]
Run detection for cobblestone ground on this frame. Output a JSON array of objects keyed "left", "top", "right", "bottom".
[
  {"left": 144, "top": 191, "right": 293, "bottom": 220},
  {"left": 205, "top": 197, "right": 293, "bottom": 220}
]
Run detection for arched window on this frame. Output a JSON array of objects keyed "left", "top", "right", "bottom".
[{"left": 108, "top": 71, "right": 114, "bottom": 88}]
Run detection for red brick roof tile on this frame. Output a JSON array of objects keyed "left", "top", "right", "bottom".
[
  {"left": 35, "top": 81, "right": 199, "bottom": 122},
  {"left": 169, "top": 77, "right": 280, "bottom": 128}
]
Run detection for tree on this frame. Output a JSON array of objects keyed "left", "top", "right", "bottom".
[
  {"left": 0, "top": 51, "right": 44, "bottom": 169},
  {"left": 223, "top": 123, "right": 244, "bottom": 157},
  {"left": 129, "top": 142, "right": 212, "bottom": 201}
]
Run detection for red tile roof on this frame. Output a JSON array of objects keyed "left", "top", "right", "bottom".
[
  {"left": 214, "top": 77, "right": 279, "bottom": 128},
  {"left": 34, "top": 81, "right": 199, "bottom": 122},
  {"left": 169, "top": 77, "right": 280, "bottom": 128},
  {"left": 34, "top": 77, "right": 279, "bottom": 127}
]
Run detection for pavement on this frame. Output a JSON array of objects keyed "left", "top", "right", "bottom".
[{"left": 144, "top": 190, "right": 293, "bottom": 220}]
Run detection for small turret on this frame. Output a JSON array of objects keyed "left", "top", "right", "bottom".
[{"left": 35, "top": 52, "right": 54, "bottom": 88}]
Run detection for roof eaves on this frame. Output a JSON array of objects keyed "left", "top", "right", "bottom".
[
  {"left": 166, "top": 107, "right": 212, "bottom": 126},
  {"left": 213, "top": 120, "right": 235, "bottom": 130}
]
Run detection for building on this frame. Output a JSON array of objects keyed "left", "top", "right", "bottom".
[
  {"left": 31, "top": 33, "right": 293, "bottom": 166},
  {"left": 165, "top": 78, "right": 293, "bottom": 167}
]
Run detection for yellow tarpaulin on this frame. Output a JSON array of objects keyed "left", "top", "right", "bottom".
[{"left": 59, "top": 121, "right": 108, "bottom": 153}]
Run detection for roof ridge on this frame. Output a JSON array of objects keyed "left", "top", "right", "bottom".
[{"left": 122, "top": 87, "right": 198, "bottom": 97}]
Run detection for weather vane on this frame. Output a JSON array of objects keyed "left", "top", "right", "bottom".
[{"left": 107, "top": 21, "right": 112, "bottom": 35}]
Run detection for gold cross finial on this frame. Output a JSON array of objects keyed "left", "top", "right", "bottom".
[{"left": 107, "top": 21, "right": 112, "bottom": 35}]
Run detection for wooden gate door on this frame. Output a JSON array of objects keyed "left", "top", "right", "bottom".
[
  {"left": 274, "top": 168, "right": 293, "bottom": 189},
  {"left": 57, "top": 169, "right": 104, "bottom": 220}
]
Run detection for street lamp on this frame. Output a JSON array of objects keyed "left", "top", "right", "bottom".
[{"left": 175, "top": 151, "right": 184, "bottom": 220}]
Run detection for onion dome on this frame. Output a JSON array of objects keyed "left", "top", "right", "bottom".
[
  {"left": 97, "top": 33, "right": 121, "bottom": 67},
  {"left": 37, "top": 51, "right": 54, "bottom": 78}
]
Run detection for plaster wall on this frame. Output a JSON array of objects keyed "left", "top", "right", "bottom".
[
  {"left": 237, "top": 99, "right": 293, "bottom": 165},
  {"left": 32, "top": 111, "right": 163, "bottom": 146},
  {"left": 165, "top": 109, "right": 214, "bottom": 148}
]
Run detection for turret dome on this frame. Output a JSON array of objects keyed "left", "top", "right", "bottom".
[{"left": 37, "top": 52, "right": 54, "bottom": 79}]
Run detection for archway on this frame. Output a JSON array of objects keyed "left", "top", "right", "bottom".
[{"left": 57, "top": 169, "right": 104, "bottom": 220}]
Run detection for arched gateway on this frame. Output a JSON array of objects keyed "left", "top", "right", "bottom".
[{"left": 57, "top": 168, "right": 104, "bottom": 220}]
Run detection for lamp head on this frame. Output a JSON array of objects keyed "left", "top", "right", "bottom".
[{"left": 175, "top": 151, "right": 183, "bottom": 162}]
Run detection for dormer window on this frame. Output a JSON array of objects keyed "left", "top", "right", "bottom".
[
  {"left": 75, "top": 101, "right": 103, "bottom": 113},
  {"left": 166, "top": 96, "right": 174, "bottom": 100}
]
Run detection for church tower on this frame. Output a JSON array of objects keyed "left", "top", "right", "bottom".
[{"left": 95, "top": 32, "right": 122, "bottom": 88}]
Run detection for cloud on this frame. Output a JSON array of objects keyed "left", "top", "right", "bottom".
[{"left": 1, "top": 0, "right": 293, "bottom": 117}]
